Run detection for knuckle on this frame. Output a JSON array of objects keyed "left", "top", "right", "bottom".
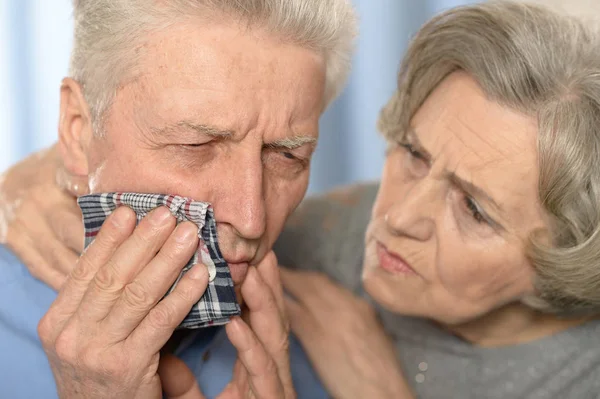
[
  {"left": 93, "top": 260, "right": 121, "bottom": 292},
  {"left": 263, "top": 357, "right": 278, "bottom": 375},
  {"left": 160, "top": 239, "right": 194, "bottom": 266},
  {"left": 135, "top": 220, "right": 167, "bottom": 246},
  {"left": 261, "top": 251, "right": 278, "bottom": 268},
  {"left": 122, "top": 281, "right": 154, "bottom": 310},
  {"left": 172, "top": 281, "right": 199, "bottom": 305},
  {"left": 53, "top": 330, "right": 77, "bottom": 363},
  {"left": 96, "top": 224, "right": 122, "bottom": 246},
  {"left": 158, "top": 243, "right": 185, "bottom": 265},
  {"left": 133, "top": 229, "right": 154, "bottom": 249},
  {"left": 27, "top": 260, "right": 43, "bottom": 280},
  {"left": 90, "top": 349, "right": 122, "bottom": 376},
  {"left": 79, "top": 345, "right": 107, "bottom": 375},
  {"left": 92, "top": 230, "right": 123, "bottom": 255},
  {"left": 262, "top": 291, "right": 279, "bottom": 312},
  {"left": 70, "top": 255, "right": 96, "bottom": 283},
  {"left": 37, "top": 314, "right": 54, "bottom": 347},
  {"left": 147, "top": 304, "right": 177, "bottom": 330}
]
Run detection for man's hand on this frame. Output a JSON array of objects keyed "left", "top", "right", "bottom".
[
  {"left": 38, "top": 205, "right": 209, "bottom": 399},
  {"left": 281, "top": 269, "right": 414, "bottom": 399},
  {"left": 159, "top": 252, "right": 296, "bottom": 399},
  {"left": 221, "top": 251, "right": 295, "bottom": 398},
  {"left": 0, "top": 145, "right": 83, "bottom": 290}
]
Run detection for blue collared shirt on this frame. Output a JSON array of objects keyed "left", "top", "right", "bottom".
[{"left": 0, "top": 245, "right": 328, "bottom": 398}]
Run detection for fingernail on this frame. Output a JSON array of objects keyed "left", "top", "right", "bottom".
[
  {"left": 175, "top": 222, "right": 197, "bottom": 242},
  {"left": 111, "top": 207, "right": 133, "bottom": 227},
  {"left": 150, "top": 207, "right": 172, "bottom": 225},
  {"left": 188, "top": 263, "right": 207, "bottom": 280}
]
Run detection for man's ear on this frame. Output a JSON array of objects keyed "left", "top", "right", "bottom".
[{"left": 58, "top": 78, "right": 94, "bottom": 177}]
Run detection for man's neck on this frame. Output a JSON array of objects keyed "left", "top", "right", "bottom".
[{"left": 442, "top": 303, "right": 594, "bottom": 348}]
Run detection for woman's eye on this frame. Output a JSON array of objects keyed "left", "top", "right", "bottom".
[
  {"left": 399, "top": 142, "right": 424, "bottom": 160},
  {"left": 464, "top": 196, "right": 486, "bottom": 224}
]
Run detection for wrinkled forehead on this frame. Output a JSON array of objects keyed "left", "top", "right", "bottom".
[
  {"left": 138, "top": 21, "right": 325, "bottom": 102},
  {"left": 103, "top": 20, "right": 327, "bottom": 145},
  {"left": 412, "top": 73, "right": 543, "bottom": 225}
]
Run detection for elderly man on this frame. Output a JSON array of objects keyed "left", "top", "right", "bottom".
[{"left": 0, "top": 0, "right": 357, "bottom": 398}]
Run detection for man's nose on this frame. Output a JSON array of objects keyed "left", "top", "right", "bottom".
[
  {"left": 385, "top": 179, "right": 438, "bottom": 241},
  {"left": 217, "top": 154, "right": 267, "bottom": 240}
]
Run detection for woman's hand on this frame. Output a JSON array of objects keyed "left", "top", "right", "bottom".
[
  {"left": 0, "top": 145, "right": 84, "bottom": 289},
  {"left": 281, "top": 268, "right": 414, "bottom": 399},
  {"left": 160, "top": 252, "right": 296, "bottom": 399}
]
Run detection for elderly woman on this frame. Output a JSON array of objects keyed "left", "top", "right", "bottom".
[{"left": 2, "top": 1, "right": 600, "bottom": 398}]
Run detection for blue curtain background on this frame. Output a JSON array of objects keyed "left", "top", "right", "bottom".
[{"left": 0, "top": 0, "right": 477, "bottom": 194}]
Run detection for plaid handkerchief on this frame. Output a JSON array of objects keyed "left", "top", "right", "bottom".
[{"left": 77, "top": 193, "right": 241, "bottom": 329}]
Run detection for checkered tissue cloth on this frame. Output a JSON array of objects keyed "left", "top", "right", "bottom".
[{"left": 77, "top": 193, "right": 241, "bottom": 329}]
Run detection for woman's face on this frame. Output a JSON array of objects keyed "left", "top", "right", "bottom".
[{"left": 363, "top": 72, "right": 548, "bottom": 324}]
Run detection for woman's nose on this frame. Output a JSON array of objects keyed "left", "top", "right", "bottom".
[{"left": 384, "top": 179, "right": 438, "bottom": 241}]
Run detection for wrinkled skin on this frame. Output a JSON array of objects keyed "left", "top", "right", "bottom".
[
  {"left": 1, "top": 146, "right": 296, "bottom": 399},
  {"left": 1, "top": 13, "right": 327, "bottom": 398}
]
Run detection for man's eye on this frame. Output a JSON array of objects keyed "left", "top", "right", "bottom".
[
  {"left": 282, "top": 151, "right": 297, "bottom": 160},
  {"left": 183, "top": 143, "right": 205, "bottom": 148},
  {"left": 266, "top": 150, "right": 309, "bottom": 170}
]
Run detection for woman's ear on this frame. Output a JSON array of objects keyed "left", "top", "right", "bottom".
[{"left": 57, "top": 78, "right": 94, "bottom": 177}]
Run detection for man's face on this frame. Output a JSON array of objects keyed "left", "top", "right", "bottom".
[{"left": 74, "top": 21, "right": 326, "bottom": 291}]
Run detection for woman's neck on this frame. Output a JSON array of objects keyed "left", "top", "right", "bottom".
[{"left": 442, "top": 303, "right": 594, "bottom": 347}]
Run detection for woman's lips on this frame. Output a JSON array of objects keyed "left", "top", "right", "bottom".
[{"left": 376, "top": 242, "right": 417, "bottom": 275}]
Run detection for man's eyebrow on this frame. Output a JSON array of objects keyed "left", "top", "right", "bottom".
[
  {"left": 266, "top": 136, "right": 317, "bottom": 150},
  {"left": 408, "top": 128, "right": 504, "bottom": 215},
  {"left": 151, "top": 120, "right": 234, "bottom": 138}
]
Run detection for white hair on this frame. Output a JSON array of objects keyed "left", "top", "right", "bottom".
[
  {"left": 525, "top": 0, "right": 600, "bottom": 23},
  {"left": 70, "top": 0, "right": 358, "bottom": 133}
]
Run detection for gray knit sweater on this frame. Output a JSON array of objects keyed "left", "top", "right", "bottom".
[{"left": 274, "top": 182, "right": 600, "bottom": 399}]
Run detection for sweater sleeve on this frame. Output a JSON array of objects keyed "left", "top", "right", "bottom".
[{"left": 273, "top": 182, "right": 379, "bottom": 294}]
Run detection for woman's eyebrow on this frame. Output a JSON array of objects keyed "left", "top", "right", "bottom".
[
  {"left": 447, "top": 172, "right": 504, "bottom": 216},
  {"left": 409, "top": 127, "right": 506, "bottom": 221},
  {"left": 406, "top": 128, "right": 433, "bottom": 165}
]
